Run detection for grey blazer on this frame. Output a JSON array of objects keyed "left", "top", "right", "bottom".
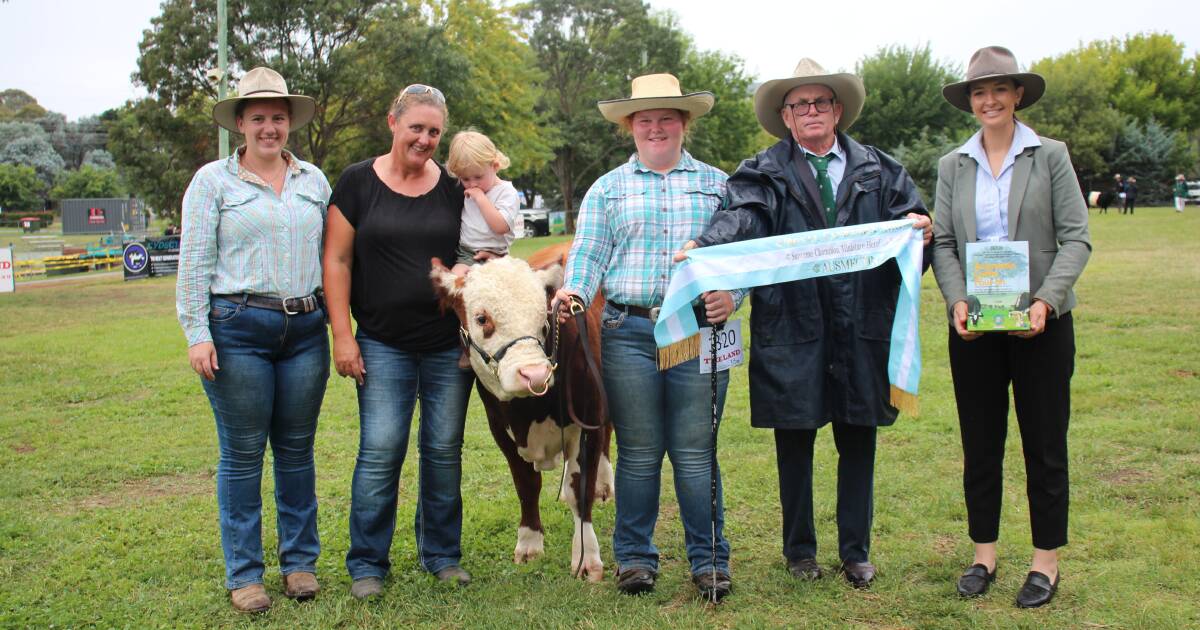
[{"left": 931, "top": 136, "right": 1091, "bottom": 321}]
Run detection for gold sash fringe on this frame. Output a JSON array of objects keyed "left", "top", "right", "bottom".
[
  {"left": 655, "top": 334, "right": 700, "bottom": 371},
  {"left": 889, "top": 384, "right": 920, "bottom": 417}
]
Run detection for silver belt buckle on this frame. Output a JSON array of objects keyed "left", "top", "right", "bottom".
[
  {"left": 649, "top": 306, "right": 661, "bottom": 323},
  {"left": 282, "top": 297, "right": 300, "bottom": 315}
]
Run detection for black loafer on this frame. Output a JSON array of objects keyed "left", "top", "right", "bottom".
[
  {"left": 693, "top": 570, "right": 732, "bottom": 603},
  {"left": 1015, "top": 570, "right": 1059, "bottom": 608},
  {"left": 787, "top": 557, "right": 823, "bottom": 580},
  {"left": 956, "top": 563, "right": 996, "bottom": 597},
  {"left": 839, "top": 560, "right": 876, "bottom": 589},
  {"left": 616, "top": 567, "right": 656, "bottom": 595}
]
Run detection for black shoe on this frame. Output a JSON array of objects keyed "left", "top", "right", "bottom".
[
  {"left": 787, "top": 558, "right": 823, "bottom": 580},
  {"left": 956, "top": 563, "right": 996, "bottom": 597},
  {"left": 839, "top": 560, "right": 876, "bottom": 589},
  {"left": 616, "top": 567, "right": 656, "bottom": 595},
  {"left": 693, "top": 570, "right": 732, "bottom": 603},
  {"left": 1016, "top": 570, "right": 1059, "bottom": 608}
]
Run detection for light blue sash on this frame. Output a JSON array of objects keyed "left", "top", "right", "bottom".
[{"left": 654, "top": 219, "right": 924, "bottom": 412}]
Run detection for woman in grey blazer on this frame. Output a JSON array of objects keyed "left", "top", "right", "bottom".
[{"left": 931, "top": 46, "right": 1091, "bottom": 609}]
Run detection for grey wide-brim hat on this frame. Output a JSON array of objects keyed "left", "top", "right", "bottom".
[
  {"left": 212, "top": 67, "right": 316, "bottom": 132},
  {"left": 597, "top": 73, "right": 714, "bottom": 123},
  {"left": 942, "top": 46, "right": 1045, "bottom": 113},
  {"left": 754, "top": 58, "right": 865, "bottom": 139}
]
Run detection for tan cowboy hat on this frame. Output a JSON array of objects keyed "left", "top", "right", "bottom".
[
  {"left": 942, "top": 46, "right": 1045, "bottom": 113},
  {"left": 212, "top": 67, "right": 316, "bottom": 132},
  {"left": 597, "top": 73, "right": 714, "bottom": 123},
  {"left": 754, "top": 58, "right": 865, "bottom": 139}
]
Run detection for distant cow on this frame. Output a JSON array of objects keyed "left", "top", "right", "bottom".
[{"left": 431, "top": 244, "right": 613, "bottom": 581}]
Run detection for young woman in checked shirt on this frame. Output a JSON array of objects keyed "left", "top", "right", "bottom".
[{"left": 555, "top": 74, "right": 740, "bottom": 602}]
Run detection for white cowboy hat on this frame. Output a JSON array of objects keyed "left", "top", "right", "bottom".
[
  {"left": 597, "top": 73, "right": 714, "bottom": 123},
  {"left": 753, "top": 58, "right": 865, "bottom": 139},
  {"left": 942, "top": 46, "right": 1045, "bottom": 113},
  {"left": 212, "top": 67, "right": 316, "bottom": 132}
]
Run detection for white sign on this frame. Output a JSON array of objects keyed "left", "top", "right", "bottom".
[
  {"left": 699, "top": 319, "right": 744, "bottom": 374},
  {"left": 0, "top": 247, "right": 15, "bottom": 293}
]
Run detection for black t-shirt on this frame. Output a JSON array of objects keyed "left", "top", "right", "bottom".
[{"left": 330, "top": 158, "right": 464, "bottom": 352}]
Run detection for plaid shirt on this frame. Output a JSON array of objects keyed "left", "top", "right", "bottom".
[
  {"left": 564, "top": 150, "right": 742, "bottom": 308},
  {"left": 176, "top": 148, "right": 331, "bottom": 346}
]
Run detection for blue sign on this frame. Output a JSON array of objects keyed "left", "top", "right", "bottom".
[{"left": 123, "top": 242, "right": 149, "bottom": 280}]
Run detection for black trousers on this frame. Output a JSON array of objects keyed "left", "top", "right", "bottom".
[
  {"left": 775, "top": 424, "right": 877, "bottom": 564},
  {"left": 947, "top": 313, "right": 1074, "bottom": 550}
]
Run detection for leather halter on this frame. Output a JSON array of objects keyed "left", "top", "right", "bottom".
[{"left": 459, "top": 322, "right": 552, "bottom": 378}]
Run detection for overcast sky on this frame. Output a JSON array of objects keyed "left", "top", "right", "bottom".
[{"left": 1, "top": 0, "right": 1196, "bottom": 120}]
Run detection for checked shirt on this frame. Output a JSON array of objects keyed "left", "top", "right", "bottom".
[{"left": 564, "top": 150, "right": 742, "bottom": 308}]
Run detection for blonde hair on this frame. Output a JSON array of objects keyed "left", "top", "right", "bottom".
[
  {"left": 389, "top": 88, "right": 448, "bottom": 124},
  {"left": 446, "top": 130, "right": 510, "bottom": 177}
]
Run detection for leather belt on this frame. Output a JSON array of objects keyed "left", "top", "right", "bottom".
[
  {"left": 607, "top": 300, "right": 707, "bottom": 324},
  {"left": 213, "top": 292, "right": 322, "bottom": 315}
]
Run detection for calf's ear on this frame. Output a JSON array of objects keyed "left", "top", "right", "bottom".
[
  {"left": 430, "top": 257, "right": 465, "bottom": 308},
  {"left": 535, "top": 263, "right": 564, "bottom": 293}
]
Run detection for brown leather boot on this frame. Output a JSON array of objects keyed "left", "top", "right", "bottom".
[
  {"left": 283, "top": 572, "right": 320, "bottom": 601},
  {"left": 230, "top": 583, "right": 271, "bottom": 613}
]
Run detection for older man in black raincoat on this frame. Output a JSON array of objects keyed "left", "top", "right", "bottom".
[{"left": 681, "top": 59, "right": 932, "bottom": 588}]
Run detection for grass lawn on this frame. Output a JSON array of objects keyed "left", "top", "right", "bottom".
[{"left": 1, "top": 209, "right": 1197, "bottom": 628}]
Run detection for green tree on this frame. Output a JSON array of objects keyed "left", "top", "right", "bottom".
[
  {"left": 889, "top": 129, "right": 965, "bottom": 202},
  {"left": 51, "top": 166, "right": 126, "bottom": 200},
  {"left": 518, "top": 0, "right": 694, "bottom": 216},
  {"left": 677, "top": 48, "right": 762, "bottom": 176},
  {"left": 0, "top": 121, "right": 47, "bottom": 151},
  {"left": 426, "top": 0, "right": 556, "bottom": 181},
  {"left": 82, "top": 149, "right": 116, "bottom": 170},
  {"left": 1108, "top": 116, "right": 1195, "bottom": 201},
  {"left": 0, "top": 135, "right": 64, "bottom": 190},
  {"left": 1022, "top": 46, "right": 1124, "bottom": 189},
  {"left": 1100, "top": 33, "right": 1200, "bottom": 132},
  {"left": 853, "top": 44, "right": 972, "bottom": 154},
  {"left": 135, "top": 0, "right": 462, "bottom": 172},
  {"left": 106, "top": 97, "right": 214, "bottom": 221},
  {"left": 0, "top": 163, "right": 45, "bottom": 213},
  {"left": 0, "top": 89, "right": 47, "bottom": 121}
]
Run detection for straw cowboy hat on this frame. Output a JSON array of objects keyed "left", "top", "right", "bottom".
[
  {"left": 754, "top": 58, "right": 865, "bottom": 139},
  {"left": 597, "top": 73, "right": 714, "bottom": 123},
  {"left": 942, "top": 46, "right": 1045, "bottom": 113},
  {"left": 212, "top": 67, "right": 316, "bottom": 132}
]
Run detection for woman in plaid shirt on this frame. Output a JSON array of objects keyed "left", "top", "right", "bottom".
[{"left": 557, "top": 74, "right": 738, "bottom": 602}]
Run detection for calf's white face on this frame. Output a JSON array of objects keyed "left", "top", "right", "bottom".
[{"left": 432, "top": 257, "right": 563, "bottom": 401}]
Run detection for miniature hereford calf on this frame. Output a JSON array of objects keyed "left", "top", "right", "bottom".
[{"left": 431, "top": 245, "right": 613, "bottom": 581}]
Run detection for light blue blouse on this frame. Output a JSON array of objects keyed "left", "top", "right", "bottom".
[{"left": 957, "top": 121, "right": 1042, "bottom": 242}]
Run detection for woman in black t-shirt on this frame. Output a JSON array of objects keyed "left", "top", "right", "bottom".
[{"left": 323, "top": 85, "right": 475, "bottom": 597}]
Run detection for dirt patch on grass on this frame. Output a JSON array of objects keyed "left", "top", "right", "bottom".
[
  {"left": 1170, "top": 369, "right": 1196, "bottom": 378},
  {"left": 932, "top": 534, "right": 957, "bottom": 555},
  {"left": 70, "top": 472, "right": 212, "bottom": 512},
  {"left": 11, "top": 443, "right": 36, "bottom": 454},
  {"left": 1099, "top": 468, "right": 1152, "bottom": 485}
]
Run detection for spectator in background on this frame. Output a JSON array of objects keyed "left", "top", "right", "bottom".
[
  {"left": 1121, "top": 176, "right": 1137, "bottom": 215},
  {"left": 1174, "top": 174, "right": 1188, "bottom": 213}
]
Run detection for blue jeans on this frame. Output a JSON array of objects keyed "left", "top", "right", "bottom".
[
  {"left": 345, "top": 331, "right": 475, "bottom": 579},
  {"left": 600, "top": 305, "right": 730, "bottom": 575},
  {"left": 201, "top": 297, "right": 329, "bottom": 590}
]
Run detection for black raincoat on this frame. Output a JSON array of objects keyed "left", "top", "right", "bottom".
[{"left": 694, "top": 133, "right": 930, "bottom": 429}]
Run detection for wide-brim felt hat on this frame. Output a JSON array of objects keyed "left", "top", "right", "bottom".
[
  {"left": 942, "top": 46, "right": 1045, "bottom": 113},
  {"left": 597, "top": 73, "right": 714, "bottom": 123},
  {"left": 754, "top": 58, "right": 865, "bottom": 139},
  {"left": 212, "top": 67, "right": 316, "bottom": 132}
]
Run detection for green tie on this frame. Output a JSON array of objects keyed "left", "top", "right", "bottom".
[{"left": 805, "top": 153, "right": 837, "bottom": 228}]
